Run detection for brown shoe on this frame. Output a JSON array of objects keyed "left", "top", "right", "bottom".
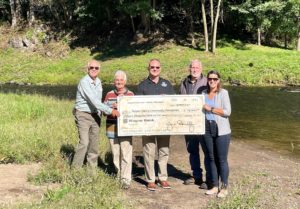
[
  {"left": 157, "top": 180, "right": 171, "bottom": 189},
  {"left": 147, "top": 182, "right": 156, "bottom": 191}
]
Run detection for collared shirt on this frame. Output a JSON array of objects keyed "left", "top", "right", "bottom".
[
  {"left": 104, "top": 88, "right": 134, "bottom": 139},
  {"left": 136, "top": 77, "right": 175, "bottom": 95},
  {"left": 179, "top": 74, "right": 207, "bottom": 95},
  {"left": 74, "top": 74, "right": 112, "bottom": 115},
  {"left": 186, "top": 77, "right": 197, "bottom": 94}
]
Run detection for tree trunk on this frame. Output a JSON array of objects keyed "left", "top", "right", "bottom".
[
  {"left": 153, "top": 0, "right": 156, "bottom": 9},
  {"left": 105, "top": 7, "right": 112, "bottom": 22},
  {"left": 209, "top": 0, "right": 214, "bottom": 44},
  {"left": 209, "top": 0, "right": 214, "bottom": 29},
  {"left": 187, "top": 0, "right": 195, "bottom": 48},
  {"left": 211, "top": 0, "right": 221, "bottom": 53},
  {"left": 49, "top": 4, "right": 62, "bottom": 27},
  {"left": 141, "top": 11, "right": 150, "bottom": 34},
  {"left": 60, "top": 2, "right": 72, "bottom": 27},
  {"left": 284, "top": 33, "right": 288, "bottom": 49},
  {"left": 130, "top": 15, "right": 136, "bottom": 34},
  {"left": 139, "top": 0, "right": 151, "bottom": 34},
  {"left": 28, "top": 0, "right": 35, "bottom": 26},
  {"left": 10, "top": 0, "right": 20, "bottom": 28},
  {"left": 297, "top": 30, "right": 300, "bottom": 51},
  {"left": 201, "top": 0, "right": 209, "bottom": 52},
  {"left": 257, "top": 28, "right": 261, "bottom": 46},
  {"left": 152, "top": 0, "right": 157, "bottom": 31}
]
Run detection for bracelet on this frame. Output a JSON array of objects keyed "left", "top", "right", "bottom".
[{"left": 211, "top": 107, "right": 214, "bottom": 113}]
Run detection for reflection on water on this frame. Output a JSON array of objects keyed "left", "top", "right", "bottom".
[
  {"left": 228, "top": 86, "right": 300, "bottom": 156},
  {"left": 1, "top": 84, "right": 300, "bottom": 157}
]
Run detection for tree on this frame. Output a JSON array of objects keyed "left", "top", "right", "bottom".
[
  {"left": 118, "top": 0, "right": 163, "bottom": 34},
  {"left": 201, "top": 0, "right": 209, "bottom": 51},
  {"left": 9, "top": 0, "right": 21, "bottom": 27},
  {"left": 211, "top": 0, "right": 222, "bottom": 52},
  {"left": 200, "top": 0, "right": 222, "bottom": 53},
  {"left": 230, "top": 0, "right": 285, "bottom": 46},
  {"left": 283, "top": 0, "right": 300, "bottom": 51}
]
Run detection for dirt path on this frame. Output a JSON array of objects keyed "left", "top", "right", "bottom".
[
  {"left": 0, "top": 163, "right": 45, "bottom": 207},
  {"left": 126, "top": 136, "right": 300, "bottom": 209},
  {"left": 0, "top": 137, "right": 299, "bottom": 208}
]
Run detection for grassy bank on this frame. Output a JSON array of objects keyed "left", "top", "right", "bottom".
[
  {"left": 0, "top": 42, "right": 299, "bottom": 86},
  {"left": 0, "top": 93, "right": 127, "bottom": 208}
]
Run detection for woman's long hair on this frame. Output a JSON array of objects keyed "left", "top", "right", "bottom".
[{"left": 207, "top": 70, "right": 222, "bottom": 93}]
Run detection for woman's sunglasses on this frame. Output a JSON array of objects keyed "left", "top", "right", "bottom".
[{"left": 208, "top": 78, "right": 219, "bottom": 81}]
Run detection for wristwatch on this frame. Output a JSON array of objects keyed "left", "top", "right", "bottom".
[{"left": 211, "top": 107, "right": 214, "bottom": 113}]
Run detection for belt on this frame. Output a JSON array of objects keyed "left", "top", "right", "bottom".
[
  {"left": 75, "top": 109, "right": 98, "bottom": 115},
  {"left": 206, "top": 120, "right": 216, "bottom": 123}
]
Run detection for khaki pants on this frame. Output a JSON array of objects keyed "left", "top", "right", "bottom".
[
  {"left": 142, "top": 135, "right": 170, "bottom": 183},
  {"left": 109, "top": 137, "right": 132, "bottom": 184},
  {"left": 72, "top": 110, "right": 101, "bottom": 168}
]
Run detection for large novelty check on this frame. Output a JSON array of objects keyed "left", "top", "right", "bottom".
[{"left": 117, "top": 95, "right": 205, "bottom": 136}]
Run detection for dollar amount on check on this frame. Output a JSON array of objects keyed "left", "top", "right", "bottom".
[{"left": 117, "top": 95, "right": 205, "bottom": 136}]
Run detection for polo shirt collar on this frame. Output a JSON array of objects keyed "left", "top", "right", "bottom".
[
  {"left": 86, "top": 74, "right": 100, "bottom": 85},
  {"left": 147, "top": 76, "right": 161, "bottom": 84}
]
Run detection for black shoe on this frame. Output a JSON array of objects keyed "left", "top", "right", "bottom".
[
  {"left": 206, "top": 181, "right": 214, "bottom": 190},
  {"left": 184, "top": 177, "right": 203, "bottom": 185},
  {"left": 199, "top": 181, "right": 208, "bottom": 189}
]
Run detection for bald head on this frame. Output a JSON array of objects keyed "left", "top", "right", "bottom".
[
  {"left": 87, "top": 59, "right": 101, "bottom": 80},
  {"left": 88, "top": 60, "right": 100, "bottom": 69}
]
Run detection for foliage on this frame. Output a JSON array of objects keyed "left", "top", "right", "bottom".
[{"left": 229, "top": 0, "right": 300, "bottom": 48}]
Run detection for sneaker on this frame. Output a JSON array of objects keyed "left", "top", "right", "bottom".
[
  {"left": 217, "top": 188, "right": 228, "bottom": 198},
  {"left": 184, "top": 177, "right": 203, "bottom": 185},
  {"left": 205, "top": 187, "right": 218, "bottom": 195},
  {"left": 157, "top": 180, "right": 171, "bottom": 189},
  {"left": 217, "top": 183, "right": 228, "bottom": 198},
  {"left": 199, "top": 181, "right": 208, "bottom": 190},
  {"left": 146, "top": 182, "right": 156, "bottom": 191}
]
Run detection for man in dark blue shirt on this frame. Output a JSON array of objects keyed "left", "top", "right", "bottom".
[{"left": 136, "top": 58, "right": 175, "bottom": 191}]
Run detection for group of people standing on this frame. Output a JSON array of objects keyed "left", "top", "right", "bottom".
[{"left": 71, "top": 58, "right": 231, "bottom": 198}]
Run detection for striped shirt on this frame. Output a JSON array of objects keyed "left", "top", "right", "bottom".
[{"left": 104, "top": 88, "right": 134, "bottom": 139}]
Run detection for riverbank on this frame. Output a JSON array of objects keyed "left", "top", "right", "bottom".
[
  {"left": 0, "top": 88, "right": 299, "bottom": 208},
  {"left": 1, "top": 42, "right": 300, "bottom": 86},
  {"left": 125, "top": 136, "right": 300, "bottom": 209},
  {"left": 1, "top": 138, "right": 299, "bottom": 208}
]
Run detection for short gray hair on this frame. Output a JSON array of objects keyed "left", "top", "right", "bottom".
[
  {"left": 114, "top": 70, "right": 127, "bottom": 82},
  {"left": 189, "top": 59, "right": 202, "bottom": 68}
]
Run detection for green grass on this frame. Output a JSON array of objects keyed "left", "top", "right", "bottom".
[
  {"left": 0, "top": 41, "right": 299, "bottom": 86},
  {"left": 208, "top": 175, "right": 261, "bottom": 209},
  {"left": 0, "top": 93, "right": 76, "bottom": 163},
  {"left": 0, "top": 93, "right": 127, "bottom": 208}
]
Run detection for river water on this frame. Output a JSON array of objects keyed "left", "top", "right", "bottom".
[{"left": 1, "top": 84, "right": 299, "bottom": 157}]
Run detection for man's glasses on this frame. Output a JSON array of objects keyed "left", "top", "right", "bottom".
[
  {"left": 208, "top": 78, "right": 219, "bottom": 81},
  {"left": 89, "top": 66, "right": 99, "bottom": 70},
  {"left": 150, "top": 66, "right": 160, "bottom": 69}
]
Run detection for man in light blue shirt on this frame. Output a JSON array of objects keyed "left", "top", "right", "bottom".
[{"left": 72, "top": 60, "right": 120, "bottom": 167}]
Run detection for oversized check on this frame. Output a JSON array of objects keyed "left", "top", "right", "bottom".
[{"left": 117, "top": 95, "right": 205, "bottom": 136}]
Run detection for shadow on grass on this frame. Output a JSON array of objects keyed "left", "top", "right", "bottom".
[
  {"left": 0, "top": 84, "right": 78, "bottom": 100},
  {"left": 218, "top": 37, "right": 250, "bottom": 50},
  {"left": 0, "top": 84, "right": 127, "bottom": 100},
  {"left": 132, "top": 155, "right": 191, "bottom": 186},
  {"left": 60, "top": 143, "right": 116, "bottom": 175}
]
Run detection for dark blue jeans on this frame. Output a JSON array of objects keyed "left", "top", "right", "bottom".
[
  {"left": 203, "top": 120, "right": 230, "bottom": 187},
  {"left": 185, "top": 135, "right": 211, "bottom": 182}
]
